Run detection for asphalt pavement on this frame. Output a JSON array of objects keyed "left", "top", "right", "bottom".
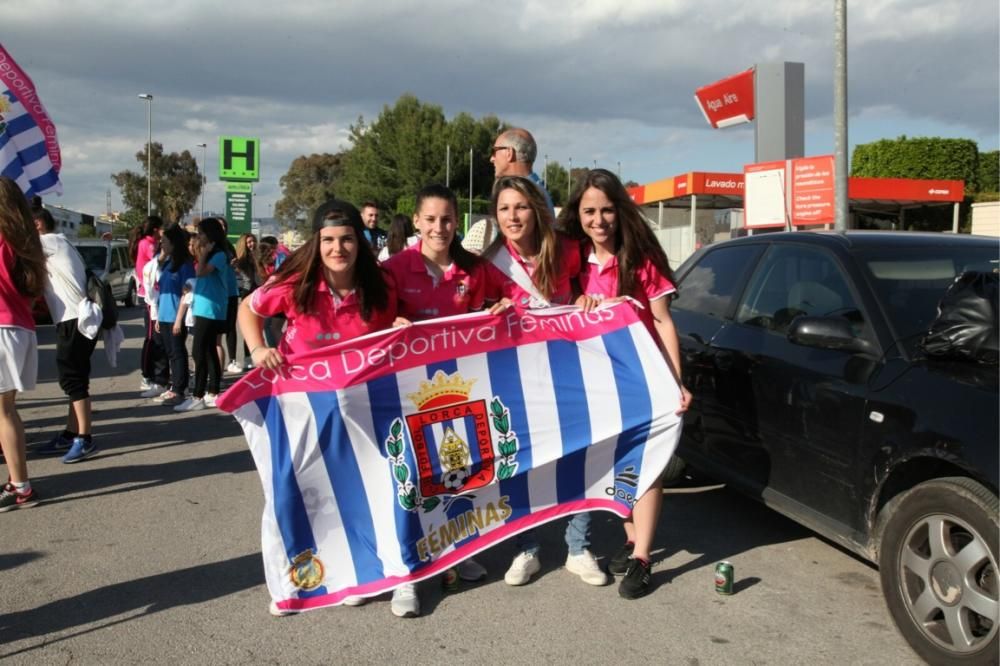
[{"left": 0, "top": 308, "right": 921, "bottom": 664}]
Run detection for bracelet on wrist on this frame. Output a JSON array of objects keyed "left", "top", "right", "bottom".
[{"left": 249, "top": 345, "right": 267, "bottom": 356}]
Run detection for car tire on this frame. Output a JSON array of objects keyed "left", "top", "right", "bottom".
[
  {"left": 660, "top": 456, "right": 687, "bottom": 486},
  {"left": 877, "top": 476, "right": 998, "bottom": 665},
  {"left": 124, "top": 281, "right": 136, "bottom": 308}
]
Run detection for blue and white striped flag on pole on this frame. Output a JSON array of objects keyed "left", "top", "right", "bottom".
[
  {"left": 218, "top": 304, "right": 683, "bottom": 614},
  {"left": 0, "top": 44, "right": 62, "bottom": 198}
]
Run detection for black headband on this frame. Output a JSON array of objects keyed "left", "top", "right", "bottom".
[{"left": 312, "top": 199, "right": 365, "bottom": 235}]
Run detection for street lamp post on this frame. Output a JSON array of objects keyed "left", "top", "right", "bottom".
[
  {"left": 197, "top": 142, "right": 207, "bottom": 221},
  {"left": 138, "top": 94, "right": 153, "bottom": 216}
]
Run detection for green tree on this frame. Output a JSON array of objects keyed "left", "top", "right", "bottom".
[
  {"left": 111, "top": 143, "right": 202, "bottom": 223},
  {"left": 850, "top": 136, "right": 979, "bottom": 190},
  {"left": 337, "top": 95, "right": 450, "bottom": 210},
  {"left": 274, "top": 152, "right": 344, "bottom": 232},
  {"left": 977, "top": 150, "right": 999, "bottom": 194}
]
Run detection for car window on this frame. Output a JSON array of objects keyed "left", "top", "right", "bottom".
[
  {"left": 110, "top": 247, "right": 122, "bottom": 271},
  {"left": 76, "top": 246, "right": 107, "bottom": 273},
  {"left": 857, "top": 244, "right": 999, "bottom": 347},
  {"left": 674, "top": 245, "right": 763, "bottom": 319},
  {"left": 736, "top": 244, "right": 866, "bottom": 335}
]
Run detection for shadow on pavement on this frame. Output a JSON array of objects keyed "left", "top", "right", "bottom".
[
  {"left": 0, "top": 551, "right": 45, "bottom": 573},
  {"left": 32, "top": 448, "right": 255, "bottom": 505},
  {"left": 0, "top": 553, "right": 263, "bottom": 652}
]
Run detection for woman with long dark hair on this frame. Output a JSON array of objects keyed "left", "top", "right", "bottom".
[
  {"left": 0, "top": 177, "right": 47, "bottom": 510},
  {"left": 152, "top": 224, "right": 195, "bottom": 406},
  {"left": 560, "top": 168, "right": 691, "bottom": 599},
  {"left": 377, "top": 214, "right": 416, "bottom": 262},
  {"left": 131, "top": 215, "right": 169, "bottom": 395},
  {"left": 173, "top": 217, "right": 233, "bottom": 412},
  {"left": 239, "top": 199, "right": 395, "bottom": 364},
  {"left": 232, "top": 233, "right": 261, "bottom": 370}
]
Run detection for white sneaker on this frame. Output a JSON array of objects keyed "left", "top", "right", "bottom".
[
  {"left": 268, "top": 601, "right": 298, "bottom": 617},
  {"left": 139, "top": 377, "right": 151, "bottom": 391},
  {"left": 226, "top": 360, "right": 242, "bottom": 374},
  {"left": 390, "top": 583, "right": 420, "bottom": 618},
  {"left": 565, "top": 549, "right": 610, "bottom": 586},
  {"left": 457, "top": 557, "right": 487, "bottom": 582},
  {"left": 140, "top": 382, "right": 165, "bottom": 398},
  {"left": 204, "top": 393, "right": 218, "bottom": 408},
  {"left": 173, "top": 397, "right": 205, "bottom": 412},
  {"left": 504, "top": 551, "right": 541, "bottom": 586},
  {"left": 342, "top": 595, "right": 367, "bottom": 607}
]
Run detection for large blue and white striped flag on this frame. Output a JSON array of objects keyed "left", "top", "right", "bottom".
[
  {"left": 0, "top": 44, "right": 62, "bottom": 198},
  {"left": 217, "top": 304, "right": 682, "bottom": 614}
]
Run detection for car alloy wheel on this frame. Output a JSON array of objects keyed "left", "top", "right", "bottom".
[{"left": 879, "top": 477, "right": 998, "bottom": 665}]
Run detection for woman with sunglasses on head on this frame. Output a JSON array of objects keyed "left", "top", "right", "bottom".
[
  {"left": 239, "top": 199, "right": 395, "bottom": 365},
  {"left": 380, "top": 184, "right": 508, "bottom": 618},
  {"left": 238, "top": 200, "right": 396, "bottom": 617},
  {"left": 480, "top": 175, "right": 607, "bottom": 590},
  {"left": 560, "top": 168, "right": 691, "bottom": 599}
]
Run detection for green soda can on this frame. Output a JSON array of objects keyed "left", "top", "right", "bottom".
[
  {"left": 714, "top": 561, "right": 734, "bottom": 595},
  {"left": 442, "top": 567, "right": 460, "bottom": 592}
]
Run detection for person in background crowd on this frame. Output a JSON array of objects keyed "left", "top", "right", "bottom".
[
  {"left": 257, "top": 236, "right": 287, "bottom": 347},
  {"left": 482, "top": 175, "right": 607, "bottom": 588},
  {"left": 377, "top": 214, "right": 417, "bottom": 262},
  {"left": 174, "top": 217, "right": 233, "bottom": 412},
  {"left": 31, "top": 205, "right": 101, "bottom": 464},
  {"left": 151, "top": 224, "right": 195, "bottom": 407},
  {"left": 489, "top": 127, "right": 554, "bottom": 212},
  {"left": 238, "top": 199, "right": 397, "bottom": 617},
  {"left": 139, "top": 246, "right": 170, "bottom": 398},
  {"left": 130, "top": 216, "right": 167, "bottom": 393},
  {"left": 232, "top": 233, "right": 261, "bottom": 370},
  {"left": 381, "top": 184, "right": 509, "bottom": 618},
  {"left": 0, "top": 178, "right": 47, "bottom": 510},
  {"left": 561, "top": 168, "right": 692, "bottom": 599},
  {"left": 360, "top": 201, "right": 387, "bottom": 252}
]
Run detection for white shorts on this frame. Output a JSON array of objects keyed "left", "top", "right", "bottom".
[{"left": 0, "top": 326, "right": 38, "bottom": 393}]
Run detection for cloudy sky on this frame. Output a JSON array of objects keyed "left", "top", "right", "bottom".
[{"left": 5, "top": 0, "right": 998, "bottom": 217}]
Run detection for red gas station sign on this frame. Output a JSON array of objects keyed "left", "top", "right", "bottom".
[
  {"left": 694, "top": 68, "right": 755, "bottom": 129},
  {"left": 790, "top": 155, "right": 835, "bottom": 226}
]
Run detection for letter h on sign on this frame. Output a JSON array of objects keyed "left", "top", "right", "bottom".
[{"left": 219, "top": 136, "right": 260, "bottom": 182}]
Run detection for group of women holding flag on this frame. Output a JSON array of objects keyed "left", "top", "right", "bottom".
[{"left": 237, "top": 169, "right": 691, "bottom": 617}]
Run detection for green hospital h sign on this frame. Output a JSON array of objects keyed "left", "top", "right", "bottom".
[{"left": 218, "top": 136, "right": 260, "bottom": 182}]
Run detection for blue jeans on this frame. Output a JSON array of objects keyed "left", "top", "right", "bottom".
[{"left": 516, "top": 512, "right": 591, "bottom": 557}]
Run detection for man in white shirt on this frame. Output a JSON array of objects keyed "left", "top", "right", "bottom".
[{"left": 31, "top": 207, "right": 99, "bottom": 463}]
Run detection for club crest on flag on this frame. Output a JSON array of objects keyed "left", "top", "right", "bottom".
[
  {"left": 0, "top": 95, "right": 9, "bottom": 134},
  {"left": 289, "top": 549, "right": 325, "bottom": 591},
  {"left": 384, "top": 370, "right": 520, "bottom": 512}
]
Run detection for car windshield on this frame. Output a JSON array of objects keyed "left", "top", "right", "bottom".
[
  {"left": 75, "top": 246, "right": 108, "bottom": 273},
  {"left": 857, "top": 244, "right": 998, "bottom": 351}
]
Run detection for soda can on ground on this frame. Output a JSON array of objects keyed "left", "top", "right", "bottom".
[
  {"left": 442, "top": 567, "right": 459, "bottom": 592},
  {"left": 715, "top": 561, "right": 734, "bottom": 595}
]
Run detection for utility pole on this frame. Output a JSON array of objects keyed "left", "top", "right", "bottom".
[{"left": 834, "top": 0, "right": 849, "bottom": 231}]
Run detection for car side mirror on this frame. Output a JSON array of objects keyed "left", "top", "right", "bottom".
[{"left": 787, "top": 316, "right": 877, "bottom": 357}]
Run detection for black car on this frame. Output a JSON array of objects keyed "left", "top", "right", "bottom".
[{"left": 669, "top": 231, "right": 998, "bottom": 665}]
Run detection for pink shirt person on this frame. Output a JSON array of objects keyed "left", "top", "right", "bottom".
[
  {"left": 500, "top": 236, "right": 582, "bottom": 309},
  {"left": 250, "top": 275, "right": 397, "bottom": 356},
  {"left": 135, "top": 235, "right": 157, "bottom": 297},
  {"left": 0, "top": 236, "right": 33, "bottom": 330},
  {"left": 382, "top": 241, "right": 503, "bottom": 320},
  {"left": 578, "top": 243, "right": 677, "bottom": 338}
]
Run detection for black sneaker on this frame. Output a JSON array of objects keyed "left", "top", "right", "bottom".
[
  {"left": 607, "top": 541, "right": 635, "bottom": 576},
  {"left": 618, "top": 558, "right": 652, "bottom": 599},
  {"left": 0, "top": 483, "right": 40, "bottom": 512}
]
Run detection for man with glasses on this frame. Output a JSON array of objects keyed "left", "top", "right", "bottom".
[
  {"left": 465, "top": 128, "right": 555, "bottom": 254},
  {"left": 489, "top": 128, "right": 553, "bottom": 212}
]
